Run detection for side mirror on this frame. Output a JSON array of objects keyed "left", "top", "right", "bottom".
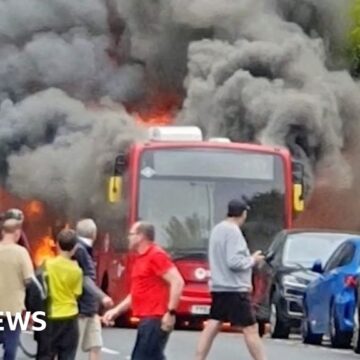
[
  {"left": 107, "top": 153, "right": 126, "bottom": 203},
  {"left": 311, "top": 260, "right": 323, "bottom": 274},
  {"left": 107, "top": 176, "right": 122, "bottom": 203},
  {"left": 264, "top": 250, "right": 275, "bottom": 263},
  {"left": 292, "top": 160, "right": 305, "bottom": 212}
]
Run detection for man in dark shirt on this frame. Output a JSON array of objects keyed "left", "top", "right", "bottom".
[
  {"left": 102, "top": 221, "right": 184, "bottom": 360},
  {"left": 74, "top": 219, "right": 113, "bottom": 360}
]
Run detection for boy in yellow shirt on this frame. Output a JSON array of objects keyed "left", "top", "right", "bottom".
[{"left": 45, "top": 228, "right": 83, "bottom": 360}]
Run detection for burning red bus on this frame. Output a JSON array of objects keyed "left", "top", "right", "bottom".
[{"left": 95, "top": 126, "right": 304, "bottom": 327}]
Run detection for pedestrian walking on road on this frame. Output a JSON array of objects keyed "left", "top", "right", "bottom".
[
  {"left": 0, "top": 210, "right": 34, "bottom": 360},
  {"left": 195, "top": 199, "right": 267, "bottom": 360},
  {"left": 74, "top": 218, "right": 114, "bottom": 360},
  {"left": 102, "top": 221, "right": 185, "bottom": 360},
  {"left": 45, "top": 229, "right": 83, "bottom": 360}
]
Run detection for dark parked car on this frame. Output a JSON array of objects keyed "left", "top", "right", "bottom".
[{"left": 263, "top": 229, "right": 358, "bottom": 339}]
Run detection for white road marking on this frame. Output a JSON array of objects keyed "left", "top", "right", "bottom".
[{"left": 101, "top": 347, "right": 120, "bottom": 355}]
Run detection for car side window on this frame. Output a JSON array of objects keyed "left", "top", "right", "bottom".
[
  {"left": 268, "top": 233, "right": 283, "bottom": 253},
  {"left": 268, "top": 233, "right": 284, "bottom": 265},
  {"left": 337, "top": 243, "right": 355, "bottom": 267},
  {"left": 324, "top": 243, "right": 347, "bottom": 272},
  {"left": 324, "top": 243, "right": 355, "bottom": 272}
]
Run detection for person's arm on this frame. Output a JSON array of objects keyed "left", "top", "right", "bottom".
[
  {"left": 21, "top": 248, "right": 35, "bottom": 285},
  {"left": 102, "top": 295, "right": 132, "bottom": 325},
  {"left": 162, "top": 267, "right": 185, "bottom": 311},
  {"left": 150, "top": 251, "right": 184, "bottom": 331},
  {"left": 225, "top": 229, "right": 254, "bottom": 271},
  {"left": 112, "top": 294, "right": 132, "bottom": 315},
  {"left": 83, "top": 276, "right": 107, "bottom": 300},
  {"left": 74, "top": 268, "right": 83, "bottom": 299},
  {"left": 74, "top": 246, "right": 109, "bottom": 301},
  {"left": 73, "top": 246, "right": 96, "bottom": 278},
  {"left": 150, "top": 252, "right": 184, "bottom": 309}
]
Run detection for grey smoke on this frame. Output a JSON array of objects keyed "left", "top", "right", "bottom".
[
  {"left": 177, "top": 0, "right": 360, "bottom": 193},
  {"left": 0, "top": 0, "right": 359, "bottom": 227},
  {"left": 0, "top": 0, "right": 144, "bottom": 103},
  {"left": 2, "top": 88, "right": 144, "bottom": 226}
]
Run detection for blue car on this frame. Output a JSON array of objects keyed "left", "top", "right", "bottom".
[{"left": 302, "top": 237, "right": 360, "bottom": 348}]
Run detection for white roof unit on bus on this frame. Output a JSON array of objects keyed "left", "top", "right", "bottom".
[
  {"left": 147, "top": 126, "right": 203, "bottom": 142},
  {"left": 208, "top": 137, "right": 231, "bottom": 143}
]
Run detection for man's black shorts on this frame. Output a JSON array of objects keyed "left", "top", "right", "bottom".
[{"left": 209, "top": 292, "right": 256, "bottom": 327}]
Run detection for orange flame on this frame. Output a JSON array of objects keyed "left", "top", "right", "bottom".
[
  {"left": 33, "top": 234, "right": 57, "bottom": 267},
  {"left": 131, "top": 91, "right": 179, "bottom": 127},
  {"left": 24, "top": 200, "right": 44, "bottom": 219},
  {"left": 0, "top": 188, "right": 60, "bottom": 267},
  {"left": 135, "top": 113, "right": 172, "bottom": 126}
]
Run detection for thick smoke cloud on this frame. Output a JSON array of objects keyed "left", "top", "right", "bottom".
[
  {"left": 0, "top": 0, "right": 144, "bottom": 103},
  {"left": 2, "top": 88, "right": 144, "bottom": 226},
  {"left": 0, "top": 0, "right": 359, "bottom": 228},
  {"left": 177, "top": 0, "right": 360, "bottom": 194}
]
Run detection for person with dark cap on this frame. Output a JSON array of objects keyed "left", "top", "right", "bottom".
[
  {"left": 0, "top": 209, "right": 34, "bottom": 360},
  {"left": 195, "top": 199, "right": 267, "bottom": 360},
  {"left": 0, "top": 208, "right": 31, "bottom": 252}
]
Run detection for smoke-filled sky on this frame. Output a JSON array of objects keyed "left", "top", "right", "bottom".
[{"left": 0, "top": 0, "right": 359, "bottom": 228}]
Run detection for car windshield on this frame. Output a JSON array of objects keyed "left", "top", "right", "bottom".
[
  {"left": 138, "top": 148, "right": 286, "bottom": 253},
  {"left": 282, "top": 232, "right": 356, "bottom": 268}
]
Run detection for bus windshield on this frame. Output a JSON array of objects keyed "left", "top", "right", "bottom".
[{"left": 138, "top": 148, "right": 286, "bottom": 253}]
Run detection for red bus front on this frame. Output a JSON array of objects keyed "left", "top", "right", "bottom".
[{"left": 96, "top": 136, "right": 294, "bottom": 326}]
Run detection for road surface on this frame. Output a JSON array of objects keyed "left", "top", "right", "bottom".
[{"left": 16, "top": 328, "right": 360, "bottom": 359}]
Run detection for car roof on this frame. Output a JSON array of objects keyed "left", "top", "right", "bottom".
[
  {"left": 281, "top": 228, "right": 360, "bottom": 237},
  {"left": 343, "top": 237, "right": 360, "bottom": 245}
]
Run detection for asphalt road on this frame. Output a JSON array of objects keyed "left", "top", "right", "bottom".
[{"left": 15, "top": 329, "right": 360, "bottom": 360}]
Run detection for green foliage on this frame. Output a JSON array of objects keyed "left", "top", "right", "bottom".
[
  {"left": 164, "top": 213, "right": 207, "bottom": 250},
  {"left": 348, "top": 0, "right": 360, "bottom": 75}
]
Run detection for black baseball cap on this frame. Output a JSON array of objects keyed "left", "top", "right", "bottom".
[{"left": 227, "top": 199, "right": 250, "bottom": 217}]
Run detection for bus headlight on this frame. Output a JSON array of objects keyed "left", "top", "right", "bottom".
[{"left": 194, "top": 268, "right": 208, "bottom": 281}]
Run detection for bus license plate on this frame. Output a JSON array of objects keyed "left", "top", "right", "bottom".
[{"left": 191, "top": 305, "right": 210, "bottom": 315}]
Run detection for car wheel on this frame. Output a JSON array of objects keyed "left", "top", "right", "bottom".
[
  {"left": 353, "top": 307, "right": 360, "bottom": 353},
  {"left": 270, "top": 300, "right": 290, "bottom": 339},
  {"left": 301, "top": 309, "right": 322, "bottom": 345},
  {"left": 330, "top": 302, "right": 352, "bottom": 348}
]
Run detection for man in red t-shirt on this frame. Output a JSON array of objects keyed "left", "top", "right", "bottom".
[{"left": 103, "top": 221, "right": 184, "bottom": 360}]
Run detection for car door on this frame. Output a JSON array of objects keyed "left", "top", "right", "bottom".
[
  {"left": 261, "top": 233, "right": 285, "bottom": 305},
  {"left": 317, "top": 243, "right": 356, "bottom": 331},
  {"left": 269, "top": 235, "right": 286, "bottom": 291},
  {"left": 306, "top": 243, "right": 347, "bottom": 333}
]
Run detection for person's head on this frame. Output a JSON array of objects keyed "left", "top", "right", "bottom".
[
  {"left": 76, "top": 218, "right": 97, "bottom": 242},
  {"left": 0, "top": 209, "right": 24, "bottom": 242},
  {"left": 128, "top": 221, "right": 155, "bottom": 252},
  {"left": 1, "top": 208, "right": 24, "bottom": 224},
  {"left": 227, "top": 199, "right": 250, "bottom": 226},
  {"left": 1, "top": 220, "right": 22, "bottom": 243},
  {"left": 56, "top": 228, "right": 78, "bottom": 256}
]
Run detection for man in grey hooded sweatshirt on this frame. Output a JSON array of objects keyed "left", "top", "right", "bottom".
[{"left": 195, "top": 199, "right": 267, "bottom": 360}]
